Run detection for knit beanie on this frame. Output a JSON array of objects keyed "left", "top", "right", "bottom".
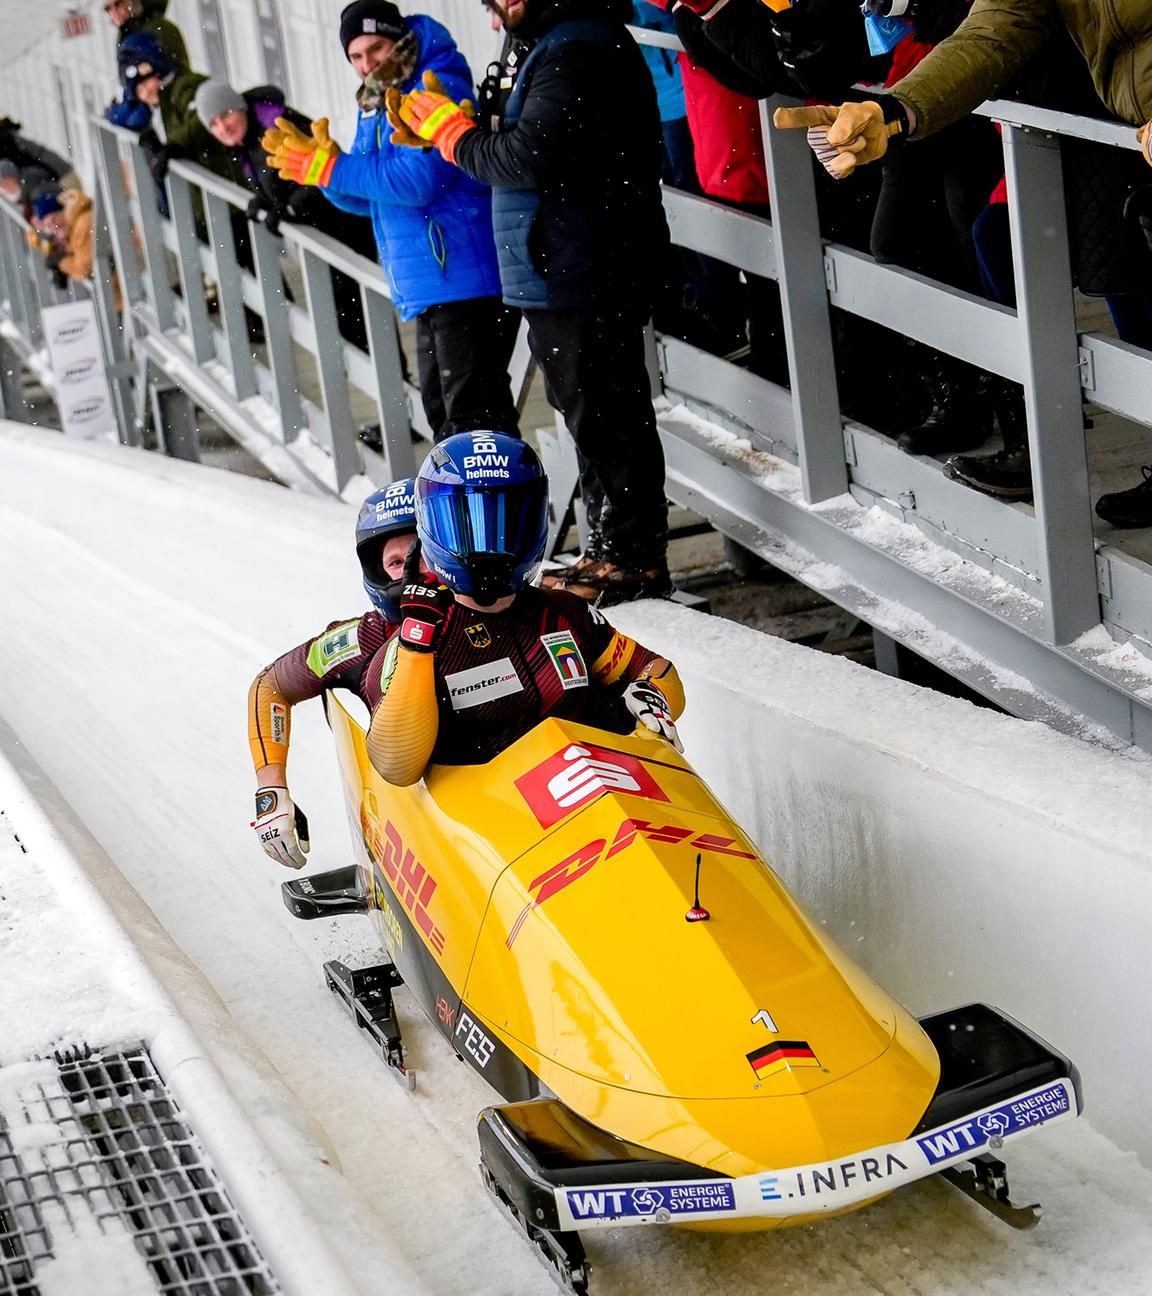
[
  {"left": 339, "top": 0, "right": 407, "bottom": 57},
  {"left": 118, "top": 31, "right": 173, "bottom": 91},
  {"left": 194, "top": 79, "right": 247, "bottom": 129}
]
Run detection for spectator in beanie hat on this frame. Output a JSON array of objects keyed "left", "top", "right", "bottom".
[
  {"left": 262, "top": 1, "right": 520, "bottom": 442},
  {"left": 194, "top": 76, "right": 378, "bottom": 348},
  {"left": 105, "top": 0, "right": 188, "bottom": 132},
  {"left": 118, "top": 32, "right": 237, "bottom": 182},
  {"left": 28, "top": 191, "right": 68, "bottom": 267},
  {"left": 0, "top": 160, "right": 22, "bottom": 208}
]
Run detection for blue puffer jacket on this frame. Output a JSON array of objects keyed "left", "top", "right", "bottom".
[
  {"left": 630, "top": 2, "right": 686, "bottom": 123},
  {"left": 321, "top": 14, "right": 502, "bottom": 320}
]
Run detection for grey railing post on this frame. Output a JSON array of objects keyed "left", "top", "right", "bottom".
[
  {"left": 509, "top": 317, "right": 537, "bottom": 414},
  {"left": 1003, "top": 124, "right": 1099, "bottom": 644},
  {"left": 0, "top": 336, "right": 26, "bottom": 422},
  {"left": 151, "top": 384, "right": 200, "bottom": 460},
  {"left": 761, "top": 97, "right": 847, "bottom": 503},
  {"left": 125, "top": 142, "right": 175, "bottom": 331},
  {"left": 0, "top": 215, "right": 23, "bottom": 338},
  {"left": 166, "top": 172, "right": 215, "bottom": 364},
  {"left": 26, "top": 242, "right": 54, "bottom": 320},
  {"left": 3, "top": 218, "right": 41, "bottom": 345},
  {"left": 302, "top": 250, "right": 362, "bottom": 492},
  {"left": 90, "top": 121, "right": 144, "bottom": 307},
  {"left": 203, "top": 191, "right": 258, "bottom": 401},
  {"left": 89, "top": 195, "right": 137, "bottom": 445},
  {"left": 249, "top": 219, "right": 306, "bottom": 442},
  {"left": 362, "top": 288, "right": 413, "bottom": 477}
]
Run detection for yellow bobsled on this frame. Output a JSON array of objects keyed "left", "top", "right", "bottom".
[{"left": 284, "top": 698, "right": 1080, "bottom": 1293}]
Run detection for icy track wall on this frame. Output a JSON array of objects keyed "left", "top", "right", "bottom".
[
  {"left": 612, "top": 601, "right": 1152, "bottom": 1167},
  {"left": 0, "top": 738, "right": 426, "bottom": 1296}
]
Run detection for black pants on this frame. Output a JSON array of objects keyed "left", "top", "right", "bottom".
[
  {"left": 313, "top": 209, "right": 377, "bottom": 351},
  {"left": 523, "top": 306, "right": 667, "bottom": 568},
  {"left": 415, "top": 297, "right": 520, "bottom": 441}
]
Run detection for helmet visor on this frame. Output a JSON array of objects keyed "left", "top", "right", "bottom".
[{"left": 419, "top": 478, "right": 547, "bottom": 562}]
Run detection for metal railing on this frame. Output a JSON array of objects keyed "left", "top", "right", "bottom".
[
  {"left": 1, "top": 79, "right": 1152, "bottom": 747},
  {"left": 0, "top": 192, "right": 131, "bottom": 433},
  {"left": 624, "top": 24, "right": 1152, "bottom": 745},
  {"left": 85, "top": 117, "right": 541, "bottom": 495}
]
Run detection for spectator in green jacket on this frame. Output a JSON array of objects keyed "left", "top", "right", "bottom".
[
  {"left": 105, "top": 0, "right": 188, "bottom": 67},
  {"left": 774, "top": 0, "right": 1152, "bottom": 519},
  {"left": 118, "top": 32, "right": 237, "bottom": 183},
  {"left": 774, "top": 0, "right": 1151, "bottom": 173}
]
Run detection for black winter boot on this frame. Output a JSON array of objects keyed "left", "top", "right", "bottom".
[
  {"left": 896, "top": 353, "right": 994, "bottom": 456},
  {"left": 1096, "top": 467, "right": 1152, "bottom": 528},
  {"left": 943, "top": 380, "right": 1033, "bottom": 500},
  {"left": 544, "top": 558, "right": 674, "bottom": 607}
]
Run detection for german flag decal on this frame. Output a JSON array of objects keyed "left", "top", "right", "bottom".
[{"left": 746, "top": 1040, "right": 820, "bottom": 1078}]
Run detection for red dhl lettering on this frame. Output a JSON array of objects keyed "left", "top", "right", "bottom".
[
  {"left": 593, "top": 633, "right": 631, "bottom": 683},
  {"left": 506, "top": 819, "right": 759, "bottom": 946},
  {"left": 359, "top": 809, "right": 446, "bottom": 954}
]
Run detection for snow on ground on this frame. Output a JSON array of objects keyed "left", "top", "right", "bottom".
[{"left": 2, "top": 420, "right": 1152, "bottom": 1295}]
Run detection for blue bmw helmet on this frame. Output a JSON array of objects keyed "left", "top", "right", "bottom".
[
  {"left": 416, "top": 432, "right": 549, "bottom": 605},
  {"left": 355, "top": 477, "right": 417, "bottom": 618}
]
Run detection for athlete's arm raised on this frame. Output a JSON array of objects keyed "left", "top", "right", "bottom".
[
  {"left": 366, "top": 544, "right": 452, "bottom": 786},
  {"left": 247, "top": 661, "right": 310, "bottom": 868}
]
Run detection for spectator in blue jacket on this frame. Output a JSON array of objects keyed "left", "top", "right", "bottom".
[{"left": 264, "top": 0, "right": 519, "bottom": 442}]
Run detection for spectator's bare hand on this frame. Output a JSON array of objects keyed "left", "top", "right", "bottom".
[
  {"left": 774, "top": 101, "right": 903, "bottom": 179},
  {"left": 1139, "top": 121, "right": 1152, "bottom": 167}
]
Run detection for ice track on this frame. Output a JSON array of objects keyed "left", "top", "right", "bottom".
[{"left": 1, "top": 422, "right": 1151, "bottom": 1296}]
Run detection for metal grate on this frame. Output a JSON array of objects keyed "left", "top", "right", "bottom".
[
  {"left": 0, "top": 1119, "right": 42, "bottom": 1296},
  {"left": 0, "top": 1044, "right": 280, "bottom": 1296}
]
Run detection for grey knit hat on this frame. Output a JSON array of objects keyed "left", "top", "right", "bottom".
[{"left": 193, "top": 79, "right": 247, "bottom": 130}]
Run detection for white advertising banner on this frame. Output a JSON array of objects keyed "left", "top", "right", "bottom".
[{"left": 40, "top": 300, "right": 118, "bottom": 439}]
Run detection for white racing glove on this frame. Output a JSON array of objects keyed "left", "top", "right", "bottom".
[
  {"left": 623, "top": 681, "right": 684, "bottom": 753},
  {"left": 251, "top": 785, "right": 310, "bottom": 869}
]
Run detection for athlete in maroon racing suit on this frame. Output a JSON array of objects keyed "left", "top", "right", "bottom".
[{"left": 366, "top": 434, "right": 684, "bottom": 784}]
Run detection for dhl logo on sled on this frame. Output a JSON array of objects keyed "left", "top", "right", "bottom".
[{"left": 323, "top": 697, "right": 1079, "bottom": 1237}]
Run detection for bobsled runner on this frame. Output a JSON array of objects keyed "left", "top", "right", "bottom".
[{"left": 284, "top": 697, "right": 1081, "bottom": 1293}]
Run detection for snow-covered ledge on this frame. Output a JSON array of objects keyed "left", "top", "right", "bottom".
[
  {"left": 612, "top": 601, "right": 1152, "bottom": 1166},
  {"left": 0, "top": 744, "right": 426, "bottom": 1296}
]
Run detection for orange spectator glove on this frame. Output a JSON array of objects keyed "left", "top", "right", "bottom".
[
  {"left": 389, "top": 71, "right": 477, "bottom": 164},
  {"left": 1139, "top": 121, "right": 1152, "bottom": 168},
  {"left": 262, "top": 116, "right": 341, "bottom": 187},
  {"left": 773, "top": 98, "right": 908, "bottom": 179}
]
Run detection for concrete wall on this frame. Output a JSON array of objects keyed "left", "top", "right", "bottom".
[{"left": 612, "top": 601, "right": 1152, "bottom": 1166}]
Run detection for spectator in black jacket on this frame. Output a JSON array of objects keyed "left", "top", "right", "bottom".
[
  {"left": 390, "top": 0, "right": 673, "bottom": 606},
  {"left": 0, "top": 118, "right": 76, "bottom": 196}
]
